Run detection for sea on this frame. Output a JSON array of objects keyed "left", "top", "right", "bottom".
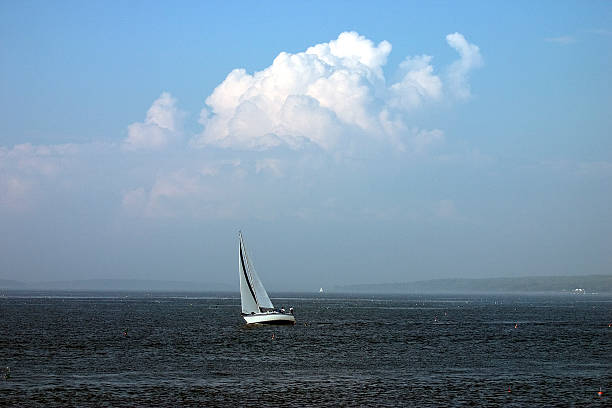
[{"left": 1, "top": 291, "right": 610, "bottom": 407}]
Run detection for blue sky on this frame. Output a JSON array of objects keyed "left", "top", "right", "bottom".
[{"left": 1, "top": 1, "right": 611, "bottom": 290}]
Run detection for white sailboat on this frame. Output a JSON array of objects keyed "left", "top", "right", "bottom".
[{"left": 238, "top": 231, "right": 295, "bottom": 325}]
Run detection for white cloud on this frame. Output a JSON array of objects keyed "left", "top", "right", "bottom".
[
  {"left": 1, "top": 143, "right": 78, "bottom": 176},
  {"left": 446, "top": 32, "right": 483, "bottom": 99},
  {"left": 121, "top": 187, "right": 147, "bottom": 214},
  {"left": 198, "top": 159, "right": 242, "bottom": 177},
  {"left": 0, "top": 143, "right": 79, "bottom": 210},
  {"left": 538, "top": 159, "right": 612, "bottom": 177},
  {"left": 256, "top": 158, "right": 284, "bottom": 177},
  {"left": 589, "top": 29, "right": 612, "bottom": 36},
  {"left": 411, "top": 128, "right": 445, "bottom": 153},
  {"left": 144, "top": 170, "right": 206, "bottom": 217},
  {"left": 0, "top": 33, "right": 483, "bottom": 220},
  {"left": 193, "top": 31, "right": 482, "bottom": 152},
  {"left": 121, "top": 165, "right": 246, "bottom": 219},
  {"left": 435, "top": 148, "right": 495, "bottom": 167},
  {"left": 0, "top": 175, "right": 31, "bottom": 210},
  {"left": 576, "top": 160, "right": 612, "bottom": 176},
  {"left": 435, "top": 199, "right": 457, "bottom": 218},
  {"left": 389, "top": 55, "right": 442, "bottom": 110},
  {"left": 123, "top": 92, "right": 183, "bottom": 151},
  {"left": 544, "top": 35, "right": 576, "bottom": 45}
]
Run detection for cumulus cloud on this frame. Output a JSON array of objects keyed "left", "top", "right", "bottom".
[
  {"left": 193, "top": 31, "right": 482, "bottom": 152},
  {"left": 145, "top": 171, "right": 205, "bottom": 216},
  {"left": 121, "top": 163, "right": 247, "bottom": 219},
  {"left": 123, "top": 92, "right": 183, "bottom": 151},
  {"left": 445, "top": 32, "right": 483, "bottom": 99},
  {"left": 1, "top": 143, "right": 78, "bottom": 176},
  {"left": 0, "top": 143, "right": 79, "bottom": 210},
  {"left": 389, "top": 55, "right": 442, "bottom": 110},
  {"left": 122, "top": 170, "right": 209, "bottom": 217}
]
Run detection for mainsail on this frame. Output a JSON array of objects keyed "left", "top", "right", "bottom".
[{"left": 238, "top": 232, "right": 275, "bottom": 314}]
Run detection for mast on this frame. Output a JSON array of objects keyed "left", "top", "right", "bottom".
[{"left": 238, "top": 231, "right": 259, "bottom": 314}]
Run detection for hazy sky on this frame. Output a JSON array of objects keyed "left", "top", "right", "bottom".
[{"left": 1, "top": 1, "right": 611, "bottom": 290}]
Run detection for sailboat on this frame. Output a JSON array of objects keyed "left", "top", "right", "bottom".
[{"left": 238, "top": 231, "right": 295, "bottom": 325}]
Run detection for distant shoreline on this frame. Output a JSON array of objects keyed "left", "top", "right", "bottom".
[
  {"left": 334, "top": 274, "right": 612, "bottom": 294},
  {"left": 0, "top": 278, "right": 232, "bottom": 292},
  {"left": 1, "top": 274, "right": 611, "bottom": 294}
]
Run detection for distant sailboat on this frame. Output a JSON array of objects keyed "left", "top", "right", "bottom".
[
  {"left": 319, "top": 287, "right": 324, "bottom": 293},
  {"left": 238, "top": 231, "right": 295, "bottom": 325}
]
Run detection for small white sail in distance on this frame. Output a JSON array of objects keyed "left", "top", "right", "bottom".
[{"left": 238, "top": 231, "right": 274, "bottom": 314}]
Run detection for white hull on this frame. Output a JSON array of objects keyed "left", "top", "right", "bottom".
[{"left": 243, "top": 312, "right": 296, "bottom": 325}]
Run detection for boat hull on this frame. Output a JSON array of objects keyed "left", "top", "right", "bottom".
[{"left": 243, "top": 312, "right": 296, "bottom": 325}]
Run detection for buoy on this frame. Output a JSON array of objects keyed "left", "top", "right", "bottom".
[
  {"left": 514, "top": 323, "right": 518, "bottom": 329},
  {"left": 271, "top": 333, "right": 275, "bottom": 340},
  {"left": 598, "top": 387, "right": 603, "bottom": 396}
]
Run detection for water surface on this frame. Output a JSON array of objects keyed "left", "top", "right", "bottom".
[{"left": 1, "top": 292, "right": 610, "bottom": 406}]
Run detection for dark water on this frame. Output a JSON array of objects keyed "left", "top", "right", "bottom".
[{"left": 1, "top": 292, "right": 610, "bottom": 407}]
